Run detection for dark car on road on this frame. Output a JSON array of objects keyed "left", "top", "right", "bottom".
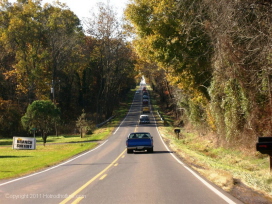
[
  {"left": 126, "top": 132, "right": 153, "bottom": 153},
  {"left": 143, "top": 99, "right": 149, "bottom": 105},
  {"left": 143, "top": 95, "right": 149, "bottom": 99}
]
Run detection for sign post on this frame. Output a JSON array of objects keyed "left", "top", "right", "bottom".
[
  {"left": 32, "top": 128, "right": 37, "bottom": 138},
  {"left": 174, "top": 129, "right": 181, "bottom": 140}
]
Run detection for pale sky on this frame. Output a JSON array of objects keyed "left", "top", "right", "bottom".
[
  {"left": 8, "top": 0, "right": 129, "bottom": 21},
  {"left": 49, "top": 0, "right": 129, "bottom": 20}
]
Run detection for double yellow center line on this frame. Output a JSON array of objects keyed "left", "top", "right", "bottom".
[{"left": 60, "top": 148, "right": 126, "bottom": 204}]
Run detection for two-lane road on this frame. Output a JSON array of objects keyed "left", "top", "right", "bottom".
[{"left": 0, "top": 89, "right": 243, "bottom": 204}]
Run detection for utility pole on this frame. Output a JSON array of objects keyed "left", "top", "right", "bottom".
[{"left": 51, "top": 79, "right": 60, "bottom": 104}]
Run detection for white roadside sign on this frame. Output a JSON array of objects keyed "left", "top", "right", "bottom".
[{"left": 13, "top": 137, "right": 36, "bottom": 150}]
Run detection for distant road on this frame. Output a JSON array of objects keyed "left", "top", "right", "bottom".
[{"left": 0, "top": 87, "right": 243, "bottom": 204}]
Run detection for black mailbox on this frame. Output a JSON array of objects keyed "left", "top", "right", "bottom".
[
  {"left": 174, "top": 129, "right": 180, "bottom": 134},
  {"left": 256, "top": 137, "right": 272, "bottom": 155}
]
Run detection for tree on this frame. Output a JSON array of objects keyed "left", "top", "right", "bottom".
[
  {"left": 1, "top": 0, "right": 48, "bottom": 100},
  {"left": 84, "top": 2, "right": 136, "bottom": 121},
  {"left": 0, "top": 99, "right": 21, "bottom": 137},
  {"left": 21, "top": 100, "right": 60, "bottom": 145},
  {"left": 76, "top": 109, "right": 89, "bottom": 138},
  {"left": 0, "top": 0, "right": 136, "bottom": 138},
  {"left": 126, "top": 0, "right": 272, "bottom": 146},
  {"left": 0, "top": 0, "right": 87, "bottom": 128},
  {"left": 125, "top": 0, "right": 212, "bottom": 126},
  {"left": 0, "top": 0, "right": 86, "bottom": 104}
]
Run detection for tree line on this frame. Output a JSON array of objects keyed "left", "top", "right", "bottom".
[
  {"left": 0, "top": 0, "right": 136, "bottom": 137},
  {"left": 125, "top": 0, "right": 272, "bottom": 148}
]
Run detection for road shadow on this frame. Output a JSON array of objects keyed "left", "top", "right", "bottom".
[
  {"left": 0, "top": 155, "right": 32, "bottom": 158},
  {"left": 152, "top": 150, "right": 174, "bottom": 154},
  {"left": 133, "top": 150, "right": 173, "bottom": 154}
]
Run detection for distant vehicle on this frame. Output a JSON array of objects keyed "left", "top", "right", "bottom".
[
  {"left": 142, "top": 106, "right": 150, "bottom": 113},
  {"left": 142, "top": 87, "right": 146, "bottom": 91},
  {"left": 136, "top": 90, "right": 140, "bottom": 94},
  {"left": 143, "top": 95, "right": 149, "bottom": 99},
  {"left": 143, "top": 91, "right": 148, "bottom": 95},
  {"left": 126, "top": 132, "right": 153, "bottom": 153},
  {"left": 143, "top": 99, "right": 148, "bottom": 105},
  {"left": 139, "top": 114, "right": 150, "bottom": 124}
]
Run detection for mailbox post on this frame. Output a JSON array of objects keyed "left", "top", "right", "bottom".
[
  {"left": 174, "top": 129, "right": 181, "bottom": 140},
  {"left": 256, "top": 137, "right": 272, "bottom": 173}
]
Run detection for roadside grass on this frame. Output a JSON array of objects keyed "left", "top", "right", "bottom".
[
  {"left": 156, "top": 110, "right": 272, "bottom": 199},
  {"left": 0, "top": 142, "right": 97, "bottom": 180},
  {"left": 0, "top": 134, "right": 105, "bottom": 146},
  {"left": 0, "top": 88, "right": 136, "bottom": 181},
  {"left": 148, "top": 86, "right": 272, "bottom": 199},
  {"left": 2, "top": 85, "right": 271, "bottom": 200}
]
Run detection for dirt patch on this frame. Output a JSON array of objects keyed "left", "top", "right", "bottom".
[
  {"left": 197, "top": 168, "right": 234, "bottom": 191},
  {"left": 230, "top": 179, "right": 272, "bottom": 204}
]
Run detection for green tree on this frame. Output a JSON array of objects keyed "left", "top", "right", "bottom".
[
  {"left": 76, "top": 109, "right": 89, "bottom": 138},
  {"left": 21, "top": 100, "right": 60, "bottom": 145}
]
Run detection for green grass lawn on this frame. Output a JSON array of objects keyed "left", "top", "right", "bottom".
[
  {"left": 0, "top": 88, "right": 135, "bottom": 180},
  {"left": 1, "top": 135, "right": 98, "bottom": 146},
  {"left": 0, "top": 125, "right": 121, "bottom": 180},
  {"left": 0, "top": 118, "right": 126, "bottom": 180},
  {"left": 0, "top": 142, "right": 97, "bottom": 180}
]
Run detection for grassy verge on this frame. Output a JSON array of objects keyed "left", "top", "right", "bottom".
[
  {"left": 0, "top": 142, "right": 97, "bottom": 180},
  {"left": 0, "top": 135, "right": 102, "bottom": 146},
  {"left": 149, "top": 86, "right": 272, "bottom": 200},
  {"left": 0, "top": 88, "right": 136, "bottom": 180},
  {"left": 154, "top": 111, "right": 272, "bottom": 201},
  {"left": 158, "top": 127, "right": 272, "bottom": 193}
]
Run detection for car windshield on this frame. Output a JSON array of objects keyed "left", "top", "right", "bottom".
[
  {"left": 129, "top": 133, "right": 151, "bottom": 139},
  {"left": 140, "top": 117, "right": 149, "bottom": 120},
  {"left": 140, "top": 115, "right": 149, "bottom": 119}
]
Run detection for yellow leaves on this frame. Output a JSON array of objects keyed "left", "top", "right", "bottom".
[
  {"left": 152, "top": 0, "right": 173, "bottom": 14},
  {"left": 166, "top": 66, "right": 208, "bottom": 105},
  {"left": 3, "top": 68, "right": 16, "bottom": 80}
]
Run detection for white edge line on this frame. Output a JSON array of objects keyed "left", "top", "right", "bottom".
[
  {"left": 0, "top": 140, "right": 108, "bottom": 187},
  {"left": 152, "top": 112, "right": 237, "bottom": 204}
]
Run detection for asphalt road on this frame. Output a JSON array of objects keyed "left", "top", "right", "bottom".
[{"left": 0, "top": 88, "right": 244, "bottom": 204}]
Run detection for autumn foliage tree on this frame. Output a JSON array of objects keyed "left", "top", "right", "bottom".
[
  {"left": 0, "top": 0, "right": 136, "bottom": 137},
  {"left": 125, "top": 0, "right": 272, "bottom": 147},
  {"left": 0, "top": 0, "right": 86, "bottom": 105},
  {"left": 84, "top": 2, "right": 136, "bottom": 121},
  {"left": 125, "top": 0, "right": 212, "bottom": 125}
]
